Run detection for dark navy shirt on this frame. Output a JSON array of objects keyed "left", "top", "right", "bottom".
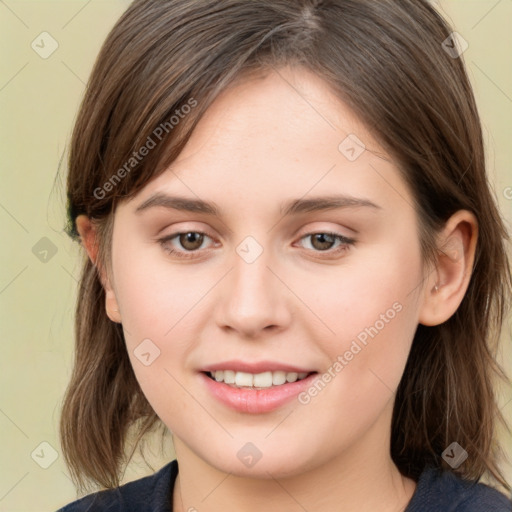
[{"left": 56, "top": 460, "right": 512, "bottom": 511}]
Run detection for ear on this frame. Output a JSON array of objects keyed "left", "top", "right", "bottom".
[
  {"left": 75, "top": 215, "right": 122, "bottom": 324},
  {"left": 418, "top": 210, "right": 478, "bottom": 326}
]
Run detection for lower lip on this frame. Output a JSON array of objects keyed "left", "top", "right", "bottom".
[{"left": 200, "top": 372, "right": 318, "bottom": 414}]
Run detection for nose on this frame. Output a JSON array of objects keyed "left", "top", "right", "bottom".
[{"left": 215, "top": 247, "right": 292, "bottom": 339}]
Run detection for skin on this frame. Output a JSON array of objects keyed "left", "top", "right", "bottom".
[{"left": 77, "top": 65, "right": 477, "bottom": 512}]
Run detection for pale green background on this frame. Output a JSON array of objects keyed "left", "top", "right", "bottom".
[{"left": 0, "top": 1, "right": 511, "bottom": 510}]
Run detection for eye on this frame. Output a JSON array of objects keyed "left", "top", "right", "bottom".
[
  {"left": 158, "top": 230, "right": 355, "bottom": 260},
  {"left": 158, "top": 231, "right": 214, "bottom": 259},
  {"left": 297, "top": 232, "right": 355, "bottom": 256}
]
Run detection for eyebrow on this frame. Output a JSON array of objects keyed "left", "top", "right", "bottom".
[{"left": 134, "top": 192, "right": 381, "bottom": 217}]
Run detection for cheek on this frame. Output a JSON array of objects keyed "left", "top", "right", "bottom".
[
  {"left": 112, "top": 249, "right": 199, "bottom": 419},
  {"left": 301, "top": 237, "right": 422, "bottom": 401},
  {"left": 308, "top": 234, "right": 422, "bottom": 344},
  {"left": 112, "top": 238, "right": 206, "bottom": 343}
]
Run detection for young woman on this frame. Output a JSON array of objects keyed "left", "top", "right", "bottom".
[{"left": 57, "top": 1, "right": 512, "bottom": 510}]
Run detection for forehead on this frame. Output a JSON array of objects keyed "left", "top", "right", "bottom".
[
  {"left": 120, "top": 66, "right": 409, "bottom": 218},
  {"left": 178, "top": 66, "right": 382, "bottom": 160}
]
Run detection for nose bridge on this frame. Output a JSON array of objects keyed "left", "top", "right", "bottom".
[
  {"left": 232, "top": 236, "right": 274, "bottom": 312},
  {"left": 216, "top": 237, "right": 291, "bottom": 336}
]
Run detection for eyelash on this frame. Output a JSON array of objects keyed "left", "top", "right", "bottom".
[{"left": 158, "top": 230, "right": 355, "bottom": 260}]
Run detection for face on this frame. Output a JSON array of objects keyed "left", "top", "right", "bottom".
[{"left": 107, "top": 66, "right": 426, "bottom": 478}]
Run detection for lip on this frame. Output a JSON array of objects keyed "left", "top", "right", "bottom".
[
  {"left": 201, "top": 360, "right": 315, "bottom": 374},
  {"left": 200, "top": 371, "right": 318, "bottom": 414}
]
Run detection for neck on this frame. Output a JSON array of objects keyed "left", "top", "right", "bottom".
[{"left": 171, "top": 418, "right": 417, "bottom": 512}]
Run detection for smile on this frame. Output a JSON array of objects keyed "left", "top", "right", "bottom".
[
  {"left": 206, "top": 370, "right": 312, "bottom": 389},
  {"left": 201, "top": 370, "right": 319, "bottom": 414}
]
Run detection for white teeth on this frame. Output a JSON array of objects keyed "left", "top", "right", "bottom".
[
  {"left": 235, "top": 371, "right": 254, "bottom": 387},
  {"left": 286, "top": 372, "right": 298, "bottom": 383},
  {"left": 223, "top": 370, "right": 236, "bottom": 384},
  {"left": 209, "top": 370, "right": 311, "bottom": 388},
  {"left": 272, "top": 371, "right": 287, "bottom": 385},
  {"left": 253, "top": 371, "right": 273, "bottom": 388}
]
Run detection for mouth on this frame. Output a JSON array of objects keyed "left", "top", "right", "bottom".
[
  {"left": 200, "top": 367, "right": 319, "bottom": 414},
  {"left": 203, "top": 370, "right": 317, "bottom": 390}
]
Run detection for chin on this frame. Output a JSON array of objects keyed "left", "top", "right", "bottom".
[{"left": 195, "top": 439, "right": 320, "bottom": 480}]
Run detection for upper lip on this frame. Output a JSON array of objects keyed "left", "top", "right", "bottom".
[{"left": 201, "top": 360, "right": 316, "bottom": 374}]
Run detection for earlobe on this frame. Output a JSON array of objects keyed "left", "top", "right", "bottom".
[
  {"left": 105, "top": 289, "right": 122, "bottom": 324},
  {"left": 418, "top": 210, "right": 478, "bottom": 327},
  {"left": 75, "top": 215, "right": 122, "bottom": 324}
]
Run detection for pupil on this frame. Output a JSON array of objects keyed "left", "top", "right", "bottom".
[
  {"left": 181, "top": 232, "right": 203, "bottom": 250},
  {"left": 313, "top": 233, "right": 334, "bottom": 250}
]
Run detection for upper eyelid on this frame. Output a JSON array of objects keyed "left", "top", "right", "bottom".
[{"left": 159, "top": 220, "right": 355, "bottom": 238}]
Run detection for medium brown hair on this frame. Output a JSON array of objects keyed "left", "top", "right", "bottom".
[{"left": 60, "top": 0, "right": 512, "bottom": 495}]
